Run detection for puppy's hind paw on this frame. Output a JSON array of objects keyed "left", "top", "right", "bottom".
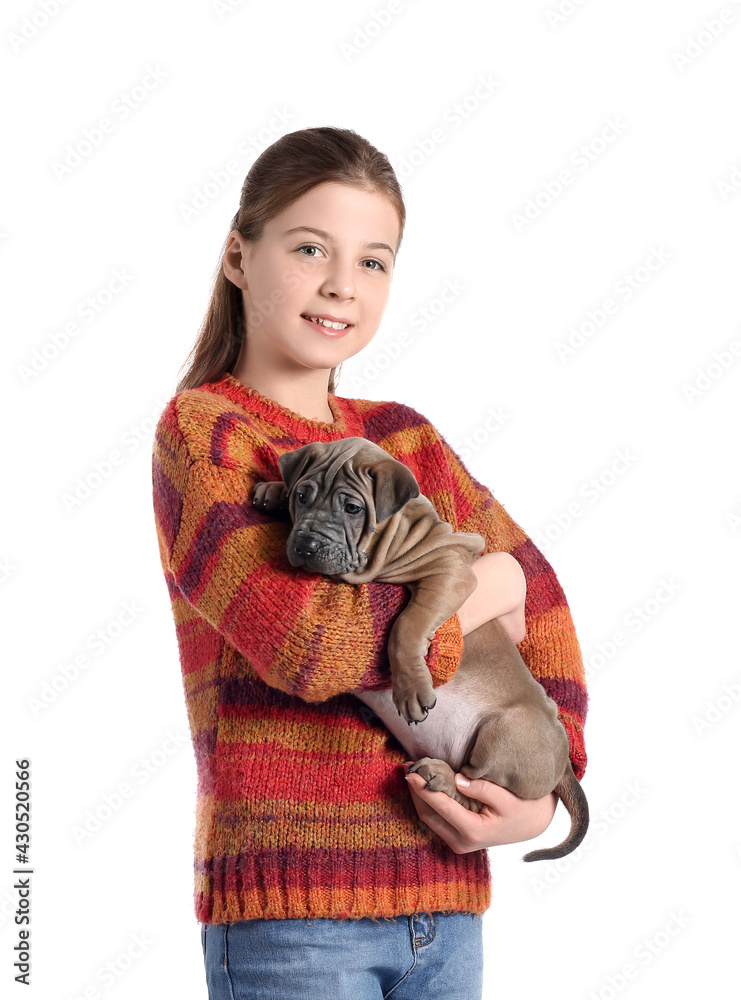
[
  {"left": 407, "top": 757, "right": 483, "bottom": 811},
  {"left": 407, "top": 757, "right": 455, "bottom": 794}
]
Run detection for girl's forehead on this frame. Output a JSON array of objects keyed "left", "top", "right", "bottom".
[{"left": 276, "top": 182, "right": 399, "bottom": 225}]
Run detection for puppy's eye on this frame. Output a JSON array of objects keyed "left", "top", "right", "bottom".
[
  {"left": 345, "top": 502, "right": 363, "bottom": 515},
  {"left": 296, "top": 492, "right": 307, "bottom": 505}
]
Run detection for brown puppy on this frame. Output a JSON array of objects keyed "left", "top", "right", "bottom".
[{"left": 253, "top": 437, "right": 588, "bottom": 862}]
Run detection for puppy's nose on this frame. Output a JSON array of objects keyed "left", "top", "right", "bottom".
[{"left": 295, "top": 534, "right": 319, "bottom": 557}]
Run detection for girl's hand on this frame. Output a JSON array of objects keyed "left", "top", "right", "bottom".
[
  {"left": 404, "top": 769, "right": 558, "bottom": 854},
  {"left": 457, "top": 552, "right": 527, "bottom": 644}
]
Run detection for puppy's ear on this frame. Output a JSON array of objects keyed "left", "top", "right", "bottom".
[
  {"left": 369, "top": 458, "right": 420, "bottom": 522},
  {"left": 279, "top": 443, "right": 321, "bottom": 490}
]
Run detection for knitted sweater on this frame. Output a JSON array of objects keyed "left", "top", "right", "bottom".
[{"left": 151, "top": 371, "right": 588, "bottom": 925}]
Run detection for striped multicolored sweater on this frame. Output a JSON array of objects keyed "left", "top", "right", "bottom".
[{"left": 151, "top": 371, "right": 588, "bottom": 925}]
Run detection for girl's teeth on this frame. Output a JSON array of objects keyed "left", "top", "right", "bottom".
[{"left": 307, "top": 316, "right": 348, "bottom": 330}]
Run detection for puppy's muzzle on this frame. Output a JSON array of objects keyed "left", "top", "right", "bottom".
[
  {"left": 293, "top": 533, "right": 319, "bottom": 558},
  {"left": 287, "top": 527, "right": 364, "bottom": 575}
]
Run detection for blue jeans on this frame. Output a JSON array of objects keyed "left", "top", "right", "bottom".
[{"left": 201, "top": 912, "right": 483, "bottom": 999}]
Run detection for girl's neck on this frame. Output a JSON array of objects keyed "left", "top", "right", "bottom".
[{"left": 230, "top": 359, "right": 334, "bottom": 424}]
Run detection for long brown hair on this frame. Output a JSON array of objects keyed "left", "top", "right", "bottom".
[{"left": 175, "top": 127, "right": 406, "bottom": 394}]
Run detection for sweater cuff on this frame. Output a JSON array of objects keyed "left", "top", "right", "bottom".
[{"left": 426, "top": 613, "right": 464, "bottom": 686}]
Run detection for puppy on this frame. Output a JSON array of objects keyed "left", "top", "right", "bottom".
[{"left": 253, "top": 437, "right": 588, "bottom": 861}]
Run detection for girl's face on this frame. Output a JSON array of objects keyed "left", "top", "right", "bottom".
[{"left": 225, "top": 181, "right": 400, "bottom": 379}]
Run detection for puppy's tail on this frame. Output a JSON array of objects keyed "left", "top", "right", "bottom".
[{"left": 521, "top": 765, "right": 589, "bottom": 863}]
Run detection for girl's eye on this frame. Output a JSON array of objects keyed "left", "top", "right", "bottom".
[
  {"left": 298, "top": 244, "right": 323, "bottom": 259},
  {"left": 297, "top": 245, "right": 387, "bottom": 272}
]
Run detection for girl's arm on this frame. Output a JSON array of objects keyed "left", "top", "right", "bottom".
[
  {"left": 457, "top": 551, "right": 527, "bottom": 644},
  {"left": 402, "top": 428, "right": 587, "bottom": 852},
  {"left": 432, "top": 430, "right": 588, "bottom": 782},
  {"left": 152, "top": 397, "right": 464, "bottom": 703}
]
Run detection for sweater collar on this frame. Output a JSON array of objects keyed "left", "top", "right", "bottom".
[{"left": 211, "top": 372, "right": 364, "bottom": 442}]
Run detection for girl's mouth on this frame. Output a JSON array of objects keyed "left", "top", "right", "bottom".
[{"left": 301, "top": 314, "right": 354, "bottom": 337}]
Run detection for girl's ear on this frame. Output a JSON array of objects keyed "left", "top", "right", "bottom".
[
  {"left": 223, "top": 231, "right": 250, "bottom": 289},
  {"left": 368, "top": 458, "right": 420, "bottom": 523},
  {"left": 279, "top": 443, "right": 321, "bottom": 490}
]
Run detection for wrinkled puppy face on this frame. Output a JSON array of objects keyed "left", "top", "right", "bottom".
[{"left": 278, "top": 436, "right": 420, "bottom": 576}]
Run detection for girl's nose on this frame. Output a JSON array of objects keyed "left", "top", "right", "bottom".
[{"left": 321, "top": 259, "right": 356, "bottom": 299}]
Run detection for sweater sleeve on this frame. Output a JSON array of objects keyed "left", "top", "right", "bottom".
[
  {"left": 152, "top": 399, "right": 464, "bottom": 703},
  {"left": 433, "top": 430, "right": 588, "bottom": 781}
]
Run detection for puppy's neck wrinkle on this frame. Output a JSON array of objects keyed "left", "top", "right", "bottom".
[{"left": 338, "top": 496, "right": 483, "bottom": 585}]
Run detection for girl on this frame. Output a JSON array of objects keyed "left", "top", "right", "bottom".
[{"left": 152, "top": 126, "right": 588, "bottom": 999}]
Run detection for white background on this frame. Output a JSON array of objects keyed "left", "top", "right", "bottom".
[{"left": 2, "top": 1, "right": 739, "bottom": 997}]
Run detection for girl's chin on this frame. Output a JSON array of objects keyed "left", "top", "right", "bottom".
[
  {"left": 296, "top": 344, "right": 368, "bottom": 370},
  {"left": 301, "top": 353, "right": 359, "bottom": 372}
]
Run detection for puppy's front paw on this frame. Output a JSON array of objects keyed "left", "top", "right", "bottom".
[
  {"left": 392, "top": 673, "right": 437, "bottom": 724},
  {"left": 252, "top": 480, "right": 289, "bottom": 511}
]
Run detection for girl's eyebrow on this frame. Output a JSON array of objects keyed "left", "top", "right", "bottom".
[{"left": 282, "top": 225, "right": 396, "bottom": 261}]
